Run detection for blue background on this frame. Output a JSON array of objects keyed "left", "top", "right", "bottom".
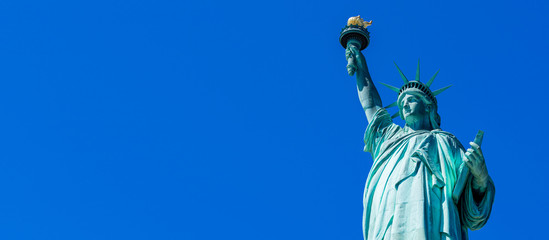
[{"left": 0, "top": 0, "right": 546, "bottom": 239}]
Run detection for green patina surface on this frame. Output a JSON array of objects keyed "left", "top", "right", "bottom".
[{"left": 341, "top": 22, "right": 495, "bottom": 240}]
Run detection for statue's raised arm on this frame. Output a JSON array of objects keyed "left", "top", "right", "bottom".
[{"left": 340, "top": 16, "right": 382, "bottom": 123}]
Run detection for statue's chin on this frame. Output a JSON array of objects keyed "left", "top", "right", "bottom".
[{"left": 404, "top": 115, "right": 417, "bottom": 124}]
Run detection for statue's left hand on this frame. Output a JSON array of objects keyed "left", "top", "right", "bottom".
[{"left": 465, "top": 142, "right": 489, "bottom": 190}]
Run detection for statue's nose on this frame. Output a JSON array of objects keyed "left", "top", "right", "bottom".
[{"left": 403, "top": 102, "right": 410, "bottom": 111}]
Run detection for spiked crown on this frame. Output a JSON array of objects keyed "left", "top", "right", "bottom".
[{"left": 380, "top": 60, "right": 452, "bottom": 120}]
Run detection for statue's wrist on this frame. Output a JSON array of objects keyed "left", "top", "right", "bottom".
[
  {"left": 354, "top": 55, "right": 366, "bottom": 70},
  {"left": 472, "top": 172, "right": 488, "bottom": 190}
]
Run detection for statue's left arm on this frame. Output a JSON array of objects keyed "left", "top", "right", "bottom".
[
  {"left": 459, "top": 142, "right": 496, "bottom": 230},
  {"left": 465, "top": 142, "right": 490, "bottom": 194}
]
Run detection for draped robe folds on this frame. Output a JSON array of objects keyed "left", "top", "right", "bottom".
[{"left": 362, "top": 109, "right": 495, "bottom": 240}]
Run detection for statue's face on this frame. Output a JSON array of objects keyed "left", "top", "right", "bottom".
[{"left": 401, "top": 93, "right": 429, "bottom": 123}]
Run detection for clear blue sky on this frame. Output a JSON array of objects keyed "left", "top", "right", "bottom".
[{"left": 0, "top": 0, "right": 546, "bottom": 239}]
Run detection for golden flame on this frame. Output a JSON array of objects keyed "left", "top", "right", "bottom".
[{"left": 347, "top": 15, "right": 372, "bottom": 28}]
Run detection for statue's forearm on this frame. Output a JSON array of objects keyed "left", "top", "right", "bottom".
[
  {"left": 355, "top": 54, "right": 382, "bottom": 121},
  {"left": 471, "top": 175, "right": 491, "bottom": 203},
  {"left": 472, "top": 173, "right": 488, "bottom": 193}
]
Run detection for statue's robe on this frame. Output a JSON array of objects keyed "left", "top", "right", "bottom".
[{"left": 362, "top": 109, "right": 495, "bottom": 240}]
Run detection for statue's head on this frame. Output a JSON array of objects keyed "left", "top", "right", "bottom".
[
  {"left": 397, "top": 86, "right": 441, "bottom": 129},
  {"left": 380, "top": 62, "right": 451, "bottom": 130}
]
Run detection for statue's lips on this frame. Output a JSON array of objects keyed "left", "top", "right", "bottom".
[{"left": 402, "top": 110, "right": 418, "bottom": 119}]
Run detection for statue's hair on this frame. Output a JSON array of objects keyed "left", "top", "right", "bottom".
[{"left": 397, "top": 89, "right": 441, "bottom": 129}]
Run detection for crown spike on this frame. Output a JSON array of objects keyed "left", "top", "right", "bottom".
[
  {"left": 393, "top": 62, "right": 409, "bottom": 83},
  {"left": 426, "top": 70, "right": 440, "bottom": 87},
  {"left": 379, "top": 82, "right": 400, "bottom": 93},
  {"left": 391, "top": 112, "right": 400, "bottom": 119},
  {"left": 384, "top": 102, "right": 397, "bottom": 109},
  {"left": 432, "top": 85, "right": 452, "bottom": 96},
  {"left": 416, "top": 59, "right": 420, "bottom": 82}
]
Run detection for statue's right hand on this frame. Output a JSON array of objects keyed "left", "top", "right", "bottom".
[{"left": 346, "top": 45, "right": 358, "bottom": 76}]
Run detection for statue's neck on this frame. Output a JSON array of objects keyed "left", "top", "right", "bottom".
[{"left": 405, "top": 117, "right": 433, "bottom": 131}]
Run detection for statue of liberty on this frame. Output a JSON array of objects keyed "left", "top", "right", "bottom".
[{"left": 340, "top": 16, "right": 495, "bottom": 240}]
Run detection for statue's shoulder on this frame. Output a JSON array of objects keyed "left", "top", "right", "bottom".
[
  {"left": 432, "top": 130, "right": 465, "bottom": 149},
  {"left": 432, "top": 129, "right": 455, "bottom": 137}
]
